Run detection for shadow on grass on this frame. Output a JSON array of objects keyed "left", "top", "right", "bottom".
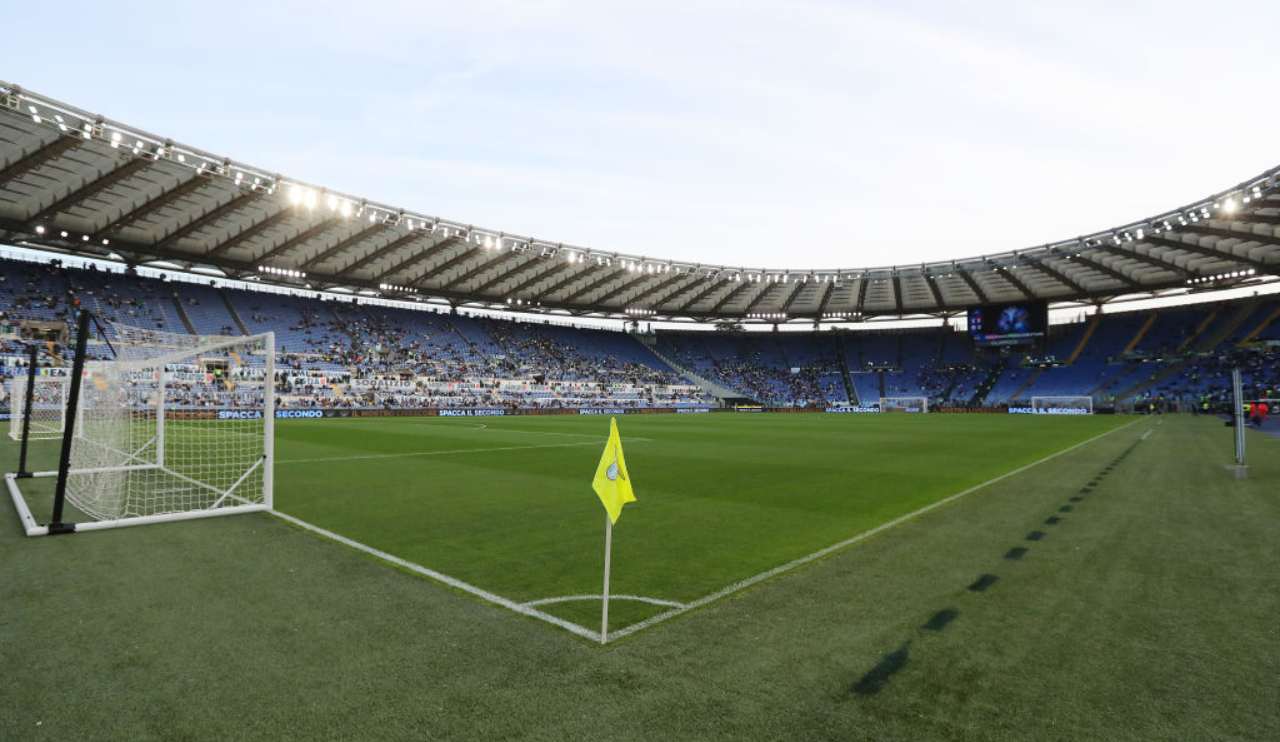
[{"left": 852, "top": 642, "right": 911, "bottom": 696}]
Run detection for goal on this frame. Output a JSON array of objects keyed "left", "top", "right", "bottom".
[
  {"left": 879, "top": 396, "right": 928, "bottom": 413},
  {"left": 1030, "top": 396, "right": 1093, "bottom": 414},
  {"left": 8, "top": 372, "right": 70, "bottom": 441},
  {"left": 5, "top": 319, "right": 275, "bottom": 536}
]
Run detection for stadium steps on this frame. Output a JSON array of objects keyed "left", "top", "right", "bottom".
[
  {"left": 969, "top": 362, "right": 1004, "bottom": 405},
  {"left": 218, "top": 289, "right": 250, "bottom": 335},
  {"left": 1124, "top": 311, "right": 1159, "bottom": 353},
  {"left": 1065, "top": 313, "right": 1102, "bottom": 364},
  {"left": 1115, "top": 301, "right": 1260, "bottom": 400},
  {"left": 638, "top": 337, "right": 740, "bottom": 402},
  {"left": 1197, "top": 299, "right": 1261, "bottom": 351},
  {"left": 1237, "top": 305, "right": 1280, "bottom": 345},
  {"left": 832, "top": 333, "right": 859, "bottom": 404},
  {"left": 1177, "top": 309, "right": 1220, "bottom": 353},
  {"left": 1006, "top": 367, "right": 1043, "bottom": 403},
  {"left": 171, "top": 297, "right": 197, "bottom": 335}
]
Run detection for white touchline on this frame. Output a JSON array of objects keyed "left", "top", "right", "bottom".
[
  {"left": 270, "top": 510, "right": 602, "bottom": 642},
  {"left": 604, "top": 419, "right": 1146, "bottom": 642},
  {"left": 276, "top": 441, "right": 598, "bottom": 465}
]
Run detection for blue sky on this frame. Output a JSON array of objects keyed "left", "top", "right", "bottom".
[{"left": 5, "top": 1, "right": 1277, "bottom": 270}]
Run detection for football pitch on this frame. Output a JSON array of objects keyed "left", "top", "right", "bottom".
[
  {"left": 267, "top": 412, "right": 1127, "bottom": 635},
  {"left": 20, "top": 411, "right": 1122, "bottom": 636},
  {"left": 5, "top": 413, "right": 1279, "bottom": 740}
]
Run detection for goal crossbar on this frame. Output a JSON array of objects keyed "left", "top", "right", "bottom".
[{"left": 879, "top": 396, "right": 929, "bottom": 413}]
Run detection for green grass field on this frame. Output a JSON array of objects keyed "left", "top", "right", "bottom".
[{"left": 4, "top": 413, "right": 1278, "bottom": 740}]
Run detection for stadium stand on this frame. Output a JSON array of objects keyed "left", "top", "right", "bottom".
[{"left": 0, "top": 256, "right": 1276, "bottom": 413}]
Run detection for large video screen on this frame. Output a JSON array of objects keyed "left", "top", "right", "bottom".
[{"left": 967, "top": 301, "right": 1047, "bottom": 346}]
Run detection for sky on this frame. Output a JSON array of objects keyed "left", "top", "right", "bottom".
[{"left": 5, "top": 1, "right": 1278, "bottom": 272}]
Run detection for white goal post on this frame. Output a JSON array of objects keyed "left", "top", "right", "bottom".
[
  {"left": 879, "top": 396, "right": 929, "bottom": 413},
  {"left": 1030, "top": 396, "right": 1094, "bottom": 414},
  {"left": 8, "top": 372, "right": 70, "bottom": 441},
  {"left": 5, "top": 322, "right": 275, "bottom": 536}
]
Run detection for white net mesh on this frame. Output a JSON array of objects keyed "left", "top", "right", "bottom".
[
  {"left": 1030, "top": 396, "right": 1093, "bottom": 414},
  {"left": 879, "top": 396, "right": 928, "bottom": 413},
  {"left": 8, "top": 372, "right": 70, "bottom": 441},
  {"left": 64, "top": 324, "right": 274, "bottom": 522}
]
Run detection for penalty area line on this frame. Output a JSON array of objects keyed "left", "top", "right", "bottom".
[
  {"left": 269, "top": 510, "right": 601, "bottom": 642},
  {"left": 606, "top": 419, "right": 1145, "bottom": 643}
]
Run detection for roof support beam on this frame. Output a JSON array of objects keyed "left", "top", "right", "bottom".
[
  {"left": 957, "top": 268, "right": 990, "bottom": 304},
  {"left": 892, "top": 275, "right": 905, "bottom": 314},
  {"left": 1144, "top": 235, "right": 1274, "bottom": 273},
  {"left": 334, "top": 230, "right": 443, "bottom": 280},
  {"left": 675, "top": 279, "right": 727, "bottom": 314},
  {"left": 742, "top": 281, "right": 779, "bottom": 314},
  {"left": 562, "top": 267, "right": 626, "bottom": 303},
  {"left": 504, "top": 260, "right": 574, "bottom": 299},
  {"left": 155, "top": 190, "right": 261, "bottom": 249},
  {"left": 1107, "top": 245, "right": 1192, "bottom": 278},
  {"left": 1231, "top": 213, "right": 1280, "bottom": 227},
  {"left": 623, "top": 271, "right": 689, "bottom": 308},
  {"left": 0, "top": 136, "right": 80, "bottom": 183},
  {"left": 371, "top": 235, "right": 457, "bottom": 284},
  {"left": 534, "top": 262, "right": 596, "bottom": 302},
  {"left": 409, "top": 245, "right": 477, "bottom": 287},
  {"left": 921, "top": 271, "right": 945, "bottom": 309},
  {"left": 253, "top": 217, "right": 341, "bottom": 265},
  {"left": 471, "top": 252, "right": 545, "bottom": 296},
  {"left": 1180, "top": 225, "right": 1280, "bottom": 249},
  {"left": 92, "top": 174, "right": 208, "bottom": 239},
  {"left": 995, "top": 265, "right": 1034, "bottom": 300},
  {"left": 709, "top": 279, "right": 756, "bottom": 315},
  {"left": 606, "top": 273, "right": 659, "bottom": 306},
  {"left": 1067, "top": 253, "right": 1142, "bottom": 289},
  {"left": 649, "top": 273, "right": 705, "bottom": 311},
  {"left": 25, "top": 156, "right": 151, "bottom": 226},
  {"left": 854, "top": 277, "right": 869, "bottom": 315},
  {"left": 205, "top": 208, "right": 295, "bottom": 258},
  {"left": 779, "top": 279, "right": 807, "bottom": 314},
  {"left": 299, "top": 222, "right": 388, "bottom": 271},
  {"left": 815, "top": 280, "right": 836, "bottom": 317},
  {"left": 1019, "top": 254, "right": 1088, "bottom": 294},
  {"left": 440, "top": 249, "right": 523, "bottom": 291}
]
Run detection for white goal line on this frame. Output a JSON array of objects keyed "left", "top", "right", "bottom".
[{"left": 269, "top": 510, "right": 602, "bottom": 642}]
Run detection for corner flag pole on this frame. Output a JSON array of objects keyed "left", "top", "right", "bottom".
[{"left": 601, "top": 513, "right": 613, "bottom": 644}]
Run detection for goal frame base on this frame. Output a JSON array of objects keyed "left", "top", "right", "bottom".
[
  {"left": 1029, "top": 396, "right": 1094, "bottom": 415},
  {"left": 5, "top": 471, "right": 269, "bottom": 537}
]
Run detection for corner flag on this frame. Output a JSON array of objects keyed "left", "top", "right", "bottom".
[{"left": 592, "top": 417, "right": 636, "bottom": 524}]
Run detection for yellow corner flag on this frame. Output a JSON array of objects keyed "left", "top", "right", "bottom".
[{"left": 592, "top": 417, "right": 636, "bottom": 524}]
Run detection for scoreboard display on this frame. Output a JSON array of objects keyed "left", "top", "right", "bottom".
[{"left": 967, "top": 301, "right": 1048, "bottom": 346}]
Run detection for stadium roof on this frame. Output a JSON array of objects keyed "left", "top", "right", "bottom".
[{"left": 1, "top": 81, "right": 1278, "bottom": 324}]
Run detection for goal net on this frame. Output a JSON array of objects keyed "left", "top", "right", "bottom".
[
  {"left": 8, "top": 372, "right": 70, "bottom": 441},
  {"left": 1030, "top": 396, "right": 1093, "bottom": 415},
  {"left": 879, "top": 396, "right": 928, "bottom": 413},
  {"left": 10, "top": 324, "right": 275, "bottom": 533}
]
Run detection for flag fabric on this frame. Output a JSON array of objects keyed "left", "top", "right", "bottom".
[{"left": 592, "top": 417, "right": 636, "bottom": 524}]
